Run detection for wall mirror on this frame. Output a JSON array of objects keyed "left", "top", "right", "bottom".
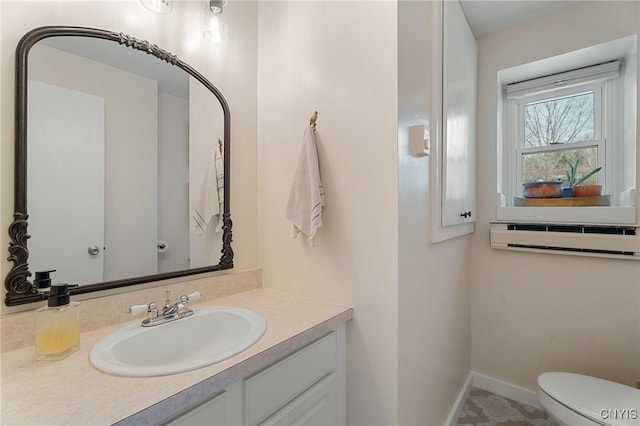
[{"left": 6, "top": 26, "right": 233, "bottom": 306}]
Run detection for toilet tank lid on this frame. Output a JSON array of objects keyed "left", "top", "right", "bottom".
[{"left": 538, "top": 372, "right": 640, "bottom": 426}]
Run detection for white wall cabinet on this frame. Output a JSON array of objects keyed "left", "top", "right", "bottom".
[
  {"left": 166, "top": 326, "right": 346, "bottom": 426},
  {"left": 431, "top": 0, "right": 477, "bottom": 242}
]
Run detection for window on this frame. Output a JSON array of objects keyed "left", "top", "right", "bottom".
[
  {"left": 498, "top": 53, "right": 637, "bottom": 225},
  {"left": 509, "top": 62, "right": 617, "bottom": 196},
  {"left": 519, "top": 87, "right": 602, "bottom": 188}
]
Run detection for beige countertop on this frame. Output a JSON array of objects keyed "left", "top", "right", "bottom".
[{"left": 0, "top": 288, "right": 352, "bottom": 426}]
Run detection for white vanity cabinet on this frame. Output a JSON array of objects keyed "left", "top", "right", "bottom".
[
  {"left": 257, "top": 372, "right": 339, "bottom": 426},
  {"left": 166, "top": 325, "right": 346, "bottom": 426},
  {"left": 166, "top": 382, "right": 243, "bottom": 426}
]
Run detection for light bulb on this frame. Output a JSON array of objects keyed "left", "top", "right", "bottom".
[
  {"left": 140, "top": 0, "right": 172, "bottom": 14},
  {"left": 203, "top": 12, "right": 229, "bottom": 44}
]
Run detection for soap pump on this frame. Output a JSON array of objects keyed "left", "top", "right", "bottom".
[
  {"left": 35, "top": 282, "right": 80, "bottom": 360},
  {"left": 34, "top": 269, "right": 56, "bottom": 294}
]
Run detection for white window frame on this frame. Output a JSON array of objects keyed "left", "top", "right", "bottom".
[
  {"left": 498, "top": 60, "right": 637, "bottom": 225},
  {"left": 513, "top": 82, "right": 606, "bottom": 194}
]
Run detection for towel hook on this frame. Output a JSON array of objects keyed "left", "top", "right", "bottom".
[{"left": 309, "top": 111, "right": 318, "bottom": 132}]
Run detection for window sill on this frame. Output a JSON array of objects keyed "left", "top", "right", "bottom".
[{"left": 496, "top": 206, "right": 637, "bottom": 225}]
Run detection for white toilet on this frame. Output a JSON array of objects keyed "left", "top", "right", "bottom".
[{"left": 537, "top": 372, "right": 640, "bottom": 426}]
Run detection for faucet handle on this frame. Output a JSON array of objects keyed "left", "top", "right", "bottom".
[
  {"left": 177, "top": 292, "right": 201, "bottom": 315},
  {"left": 127, "top": 302, "right": 158, "bottom": 319},
  {"left": 128, "top": 304, "right": 150, "bottom": 315},
  {"left": 178, "top": 291, "right": 201, "bottom": 303},
  {"left": 186, "top": 291, "right": 201, "bottom": 301}
]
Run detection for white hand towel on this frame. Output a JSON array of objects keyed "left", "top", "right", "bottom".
[
  {"left": 214, "top": 146, "right": 224, "bottom": 232},
  {"left": 285, "top": 126, "right": 325, "bottom": 246},
  {"left": 193, "top": 149, "right": 221, "bottom": 235}
]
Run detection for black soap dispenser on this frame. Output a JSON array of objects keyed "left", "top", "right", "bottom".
[
  {"left": 34, "top": 269, "right": 56, "bottom": 293},
  {"left": 35, "top": 282, "right": 80, "bottom": 360}
]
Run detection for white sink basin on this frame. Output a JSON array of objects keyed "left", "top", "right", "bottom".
[{"left": 90, "top": 306, "right": 266, "bottom": 377}]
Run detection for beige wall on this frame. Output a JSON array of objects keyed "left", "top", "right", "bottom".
[
  {"left": 257, "top": 1, "right": 473, "bottom": 424},
  {"left": 0, "top": 0, "right": 259, "bottom": 313},
  {"left": 398, "top": 1, "right": 471, "bottom": 424},
  {"left": 256, "top": 2, "right": 399, "bottom": 424},
  {"left": 472, "top": 1, "right": 640, "bottom": 390}
]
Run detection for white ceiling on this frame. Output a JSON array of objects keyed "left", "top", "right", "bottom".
[
  {"left": 41, "top": 36, "right": 189, "bottom": 99},
  {"left": 459, "top": 0, "right": 583, "bottom": 38}
]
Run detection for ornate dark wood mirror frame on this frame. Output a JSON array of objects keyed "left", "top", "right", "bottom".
[{"left": 5, "top": 26, "right": 233, "bottom": 306}]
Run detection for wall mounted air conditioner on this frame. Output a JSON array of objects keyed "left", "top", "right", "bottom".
[{"left": 490, "top": 222, "right": 640, "bottom": 260}]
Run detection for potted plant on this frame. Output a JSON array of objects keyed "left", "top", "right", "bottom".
[{"left": 565, "top": 159, "right": 602, "bottom": 197}]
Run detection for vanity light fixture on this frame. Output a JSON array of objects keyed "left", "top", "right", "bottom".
[
  {"left": 140, "top": 0, "right": 173, "bottom": 13},
  {"left": 203, "top": 0, "right": 229, "bottom": 44}
]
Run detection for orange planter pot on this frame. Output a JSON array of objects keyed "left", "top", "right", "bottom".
[
  {"left": 572, "top": 185, "right": 602, "bottom": 197},
  {"left": 522, "top": 181, "right": 563, "bottom": 198}
]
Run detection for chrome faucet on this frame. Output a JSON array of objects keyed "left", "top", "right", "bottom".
[
  {"left": 127, "top": 290, "right": 201, "bottom": 327},
  {"left": 162, "top": 290, "right": 177, "bottom": 316}
]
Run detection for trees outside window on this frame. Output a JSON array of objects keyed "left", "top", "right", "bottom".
[{"left": 517, "top": 85, "right": 604, "bottom": 187}]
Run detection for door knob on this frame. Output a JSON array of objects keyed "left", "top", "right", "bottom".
[{"left": 87, "top": 245, "right": 100, "bottom": 256}]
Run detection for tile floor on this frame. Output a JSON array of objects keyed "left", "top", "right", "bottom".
[{"left": 456, "top": 387, "right": 556, "bottom": 426}]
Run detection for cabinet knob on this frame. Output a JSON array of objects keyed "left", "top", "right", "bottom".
[{"left": 460, "top": 211, "right": 472, "bottom": 219}]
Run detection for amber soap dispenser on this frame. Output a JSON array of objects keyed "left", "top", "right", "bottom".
[{"left": 35, "top": 283, "right": 80, "bottom": 360}]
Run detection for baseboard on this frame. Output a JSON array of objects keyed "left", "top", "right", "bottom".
[
  {"left": 444, "top": 372, "right": 544, "bottom": 425},
  {"left": 472, "top": 372, "right": 542, "bottom": 410},
  {"left": 444, "top": 371, "right": 474, "bottom": 426}
]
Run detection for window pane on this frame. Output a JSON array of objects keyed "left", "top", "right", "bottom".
[
  {"left": 522, "top": 147, "right": 598, "bottom": 185},
  {"left": 524, "top": 92, "right": 594, "bottom": 147}
]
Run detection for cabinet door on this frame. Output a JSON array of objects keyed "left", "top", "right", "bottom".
[
  {"left": 260, "top": 373, "right": 337, "bottom": 426},
  {"left": 166, "top": 382, "right": 242, "bottom": 426},
  {"left": 441, "top": 0, "right": 477, "bottom": 227},
  {"left": 245, "top": 332, "right": 337, "bottom": 425}
]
